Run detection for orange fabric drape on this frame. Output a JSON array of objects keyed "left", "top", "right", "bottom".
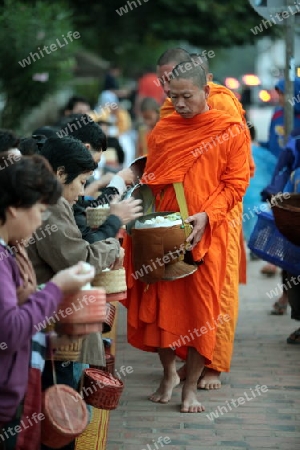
[
  {"left": 159, "top": 84, "right": 251, "bottom": 371},
  {"left": 207, "top": 82, "right": 252, "bottom": 287},
  {"left": 123, "top": 109, "right": 250, "bottom": 365},
  {"left": 160, "top": 97, "right": 174, "bottom": 120}
]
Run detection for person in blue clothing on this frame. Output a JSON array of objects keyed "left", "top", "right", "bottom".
[
  {"left": 259, "top": 78, "right": 300, "bottom": 279},
  {"left": 243, "top": 125, "right": 277, "bottom": 243},
  {"left": 261, "top": 127, "right": 300, "bottom": 201},
  {"left": 261, "top": 77, "right": 300, "bottom": 159},
  {"left": 282, "top": 167, "right": 300, "bottom": 344},
  {"left": 259, "top": 128, "right": 300, "bottom": 314}
]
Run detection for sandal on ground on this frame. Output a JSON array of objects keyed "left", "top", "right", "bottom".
[
  {"left": 271, "top": 301, "right": 287, "bottom": 315},
  {"left": 287, "top": 328, "right": 300, "bottom": 344},
  {"left": 260, "top": 264, "right": 277, "bottom": 276}
]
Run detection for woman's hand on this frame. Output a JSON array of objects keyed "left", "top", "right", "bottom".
[
  {"left": 117, "top": 167, "right": 136, "bottom": 186},
  {"left": 51, "top": 262, "right": 95, "bottom": 294},
  {"left": 110, "top": 198, "right": 143, "bottom": 225}
]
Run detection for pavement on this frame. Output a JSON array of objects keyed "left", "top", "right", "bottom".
[{"left": 106, "top": 257, "right": 300, "bottom": 450}]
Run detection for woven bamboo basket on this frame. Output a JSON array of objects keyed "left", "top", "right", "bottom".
[
  {"left": 82, "top": 368, "right": 124, "bottom": 410},
  {"left": 92, "top": 268, "right": 127, "bottom": 294},
  {"left": 41, "top": 384, "right": 88, "bottom": 448},
  {"left": 102, "top": 303, "right": 116, "bottom": 334},
  {"left": 272, "top": 193, "right": 300, "bottom": 246},
  {"left": 53, "top": 338, "right": 83, "bottom": 362},
  {"left": 86, "top": 206, "right": 110, "bottom": 229}
]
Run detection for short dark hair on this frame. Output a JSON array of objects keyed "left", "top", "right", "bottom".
[
  {"left": 0, "top": 129, "right": 19, "bottom": 153},
  {"left": 66, "top": 114, "right": 107, "bottom": 152},
  {"left": 157, "top": 48, "right": 191, "bottom": 67},
  {"left": 0, "top": 154, "right": 62, "bottom": 224},
  {"left": 40, "top": 136, "right": 97, "bottom": 184},
  {"left": 32, "top": 126, "right": 60, "bottom": 139},
  {"left": 19, "top": 137, "right": 40, "bottom": 156},
  {"left": 63, "top": 96, "right": 91, "bottom": 113},
  {"left": 171, "top": 62, "right": 207, "bottom": 89}
]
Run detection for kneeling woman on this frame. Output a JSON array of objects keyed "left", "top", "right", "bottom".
[
  {"left": 27, "top": 136, "right": 122, "bottom": 450},
  {"left": 0, "top": 154, "right": 95, "bottom": 450}
]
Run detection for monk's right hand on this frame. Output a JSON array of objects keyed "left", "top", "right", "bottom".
[
  {"left": 110, "top": 198, "right": 143, "bottom": 225},
  {"left": 185, "top": 212, "right": 208, "bottom": 249},
  {"left": 51, "top": 262, "right": 95, "bottom": 294}
]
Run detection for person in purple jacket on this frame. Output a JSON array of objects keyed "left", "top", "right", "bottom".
[{"left": 0, "top": 153, "right": 95, "bottom": 450}]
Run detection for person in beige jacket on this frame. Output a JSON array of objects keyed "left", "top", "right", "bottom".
[{"left": 28, "top": 136, "right": 122, "bottom": 281}]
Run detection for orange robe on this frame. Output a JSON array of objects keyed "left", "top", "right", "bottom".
[
  {"left": 123, "top": 110, "right": 249, "bottom": 365},
  {"left": 160, "top": 84, "right": 253, "bottom": 371}
]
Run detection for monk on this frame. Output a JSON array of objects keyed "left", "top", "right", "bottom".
[
  {"left": 157, "top": 48, "right": 254, "bottom": 389},
  {"left": 122, "top": 63, "right": 250, "bottom": 413}
]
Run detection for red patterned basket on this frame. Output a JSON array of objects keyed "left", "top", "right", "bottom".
[
  {"left": 59, "top": 289, "right": 106, "bottom": 324},
  {"left": 55, "top": 288, "right": 106, "bottom": 336},
  {"left": 82, "top": 368, "right": 124, "bottom": 410},
  {"left": 56, "top": 322, "right": 103, "bottom": 336},
  {"left": 41, "top": 384, "right": 88, "bottom": 449}
]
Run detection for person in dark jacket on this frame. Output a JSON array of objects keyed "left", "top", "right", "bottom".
[
  {"left": 65, "top": 115, "right": 142, "bottom": 244},
  {"left": 259, "top": 78, "right": 300, "bottom": 277}
]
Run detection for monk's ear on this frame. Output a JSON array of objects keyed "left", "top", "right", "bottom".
[
  {"left": 204, "top": 84, "right": 210, "bottom": 99},
  {"left": 207, "top": 72, "right": 213, "bottom": 82}
]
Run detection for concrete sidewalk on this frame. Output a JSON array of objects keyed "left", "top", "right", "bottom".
[{"left": 107, "top": 259, "right": 300, "bottom": 450}]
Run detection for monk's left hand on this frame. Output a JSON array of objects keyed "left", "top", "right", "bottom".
[{"left": 185, "top": 212, "right": 208, "bottom": 248}]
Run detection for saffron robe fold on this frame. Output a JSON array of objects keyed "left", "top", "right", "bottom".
[
  {"left": 160, "top": 84, "right": 252, "bottom": 371},
  {"left": 123, "top": 109, "right": 250, "bottom": 365}
]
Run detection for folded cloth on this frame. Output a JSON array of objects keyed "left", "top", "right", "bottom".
[{"left": 78, "top": 332, "right": 105, "bottom": 367}]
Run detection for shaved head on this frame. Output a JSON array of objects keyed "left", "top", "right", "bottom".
[
  {"left": 171, "top": 62, "right": 207, "bottom": 89},
  {"left": 157, "top": 48, "right": 191, "bottom": 66},
  {"left": 190, "top": 53, "right": 209, "bottom": 75}
]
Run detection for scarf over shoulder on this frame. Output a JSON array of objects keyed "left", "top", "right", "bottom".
[{"left": 141, "top": 108, "right": 249, "bottom": 261}]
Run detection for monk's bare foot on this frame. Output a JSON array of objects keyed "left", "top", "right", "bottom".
[
  {"left": 177, "top": 363, "right": 187, "bottom": 381},
  {"left": 181, "top": 383, "right": 205, "bottom": 413},
  {"left": 149, "top": 373, "right": 180, "bottom": 404},
  {"left": 197, "top": 368, "right": 221, "bottom": 390}
]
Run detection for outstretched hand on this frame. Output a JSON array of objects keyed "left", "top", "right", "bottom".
[{"left": 185, "top": 212, "right": 208, "bottom": 249}]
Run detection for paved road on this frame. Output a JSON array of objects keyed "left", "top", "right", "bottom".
[{"left": 107, "top": 257, "right": 300, "bottom": 450}]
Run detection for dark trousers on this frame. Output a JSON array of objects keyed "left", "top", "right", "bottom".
[
  {"left": 0, "top": 417, "right": 21, "bottom": 450},
  {"left": 41, "top": 361, "right": 76, "bottom": 450},
  {"left": 286, "top": 272, "right": 300, "bottom": 321}
]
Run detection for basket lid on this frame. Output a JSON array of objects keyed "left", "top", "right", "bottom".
[
  {"left": 162, "top": 260, "right": 198, "bottom": 281},
  {"left": 44, "top": 384, "right": 88, "bottom": 433}
]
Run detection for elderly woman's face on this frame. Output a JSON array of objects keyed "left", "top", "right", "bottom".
[{"left": 61, "top": 172, "right": 92, "bottom": 205}]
